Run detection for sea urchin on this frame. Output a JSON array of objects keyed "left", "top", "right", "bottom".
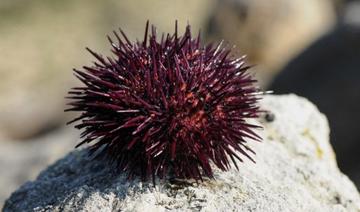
[{"left": 66, "top": 21, "right": 262, "bottom": 182}]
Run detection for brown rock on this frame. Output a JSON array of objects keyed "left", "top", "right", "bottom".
[{"left": 206, "top": 0, "right": 336, "bottom": 86}]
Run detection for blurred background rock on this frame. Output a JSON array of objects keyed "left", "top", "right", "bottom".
[
  {"left": 206, "top": 0, "right": 336, "bottom": 86},
  {"left": 0, "top": 0, "right": 359, "bottom": 207},
  {"left": 269, "top": 0, "right": 360, "bottom": 189},
  {"left": 0, "top": 0, "right": 213, "bottom": 140}
]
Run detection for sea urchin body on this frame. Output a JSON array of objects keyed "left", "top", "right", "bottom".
[{"left": 66, "top": 21, "right": 262, "bottom": 182}]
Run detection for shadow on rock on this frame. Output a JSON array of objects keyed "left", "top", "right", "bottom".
[{"left": 3, "top": 149, "right": 141, "bottom": 211}]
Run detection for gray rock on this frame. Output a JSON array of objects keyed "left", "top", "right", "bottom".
[
  {"left": 0, "top": 127, "right": 78, "bottom": 209},
  {"left": 3, "top": 94, "right": 360, "bottom": 211}
]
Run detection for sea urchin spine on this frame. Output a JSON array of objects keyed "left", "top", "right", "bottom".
[{"left": 66, "top": 21, "right": 262, "bottom": 182}]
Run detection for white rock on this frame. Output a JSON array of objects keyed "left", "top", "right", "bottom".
[{"left": 3, "top": 94, "right": 360, "bottom": 212}]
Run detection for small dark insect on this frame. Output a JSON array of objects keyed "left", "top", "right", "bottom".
[
  {"left": 66, "top": 21, "right": 262, "bottom": 183},
  {"left": 265, "top": 112, "right": 275, "bottom": 122}
]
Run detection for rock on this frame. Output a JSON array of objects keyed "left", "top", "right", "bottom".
[
  {"left": 3, "top": 94, "right": 360, "bottom": 211},
  {"left": 205, "top": 0, "right": 336, "bottom": 86},
  {"left": 0, "top": 126, "right": 78, "bottom": 209},
  {"left": 269, "top": 6, "right": 360, "bottom": 188}
]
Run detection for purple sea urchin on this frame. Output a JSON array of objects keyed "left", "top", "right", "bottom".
[{"left": 66, "top": 21, "right": 262, "bottom": 182}]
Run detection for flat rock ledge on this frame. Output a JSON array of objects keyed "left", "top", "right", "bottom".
[{"left": 3, "top": 94, "right": 360, "bottom": 212}]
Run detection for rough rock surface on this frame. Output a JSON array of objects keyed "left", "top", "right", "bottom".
[
  {"left": 3, "top": 94, "right": 360, "bottom": 212},
  {"left": 0, "top": 127, "right": 78, "bottom": 208}
]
